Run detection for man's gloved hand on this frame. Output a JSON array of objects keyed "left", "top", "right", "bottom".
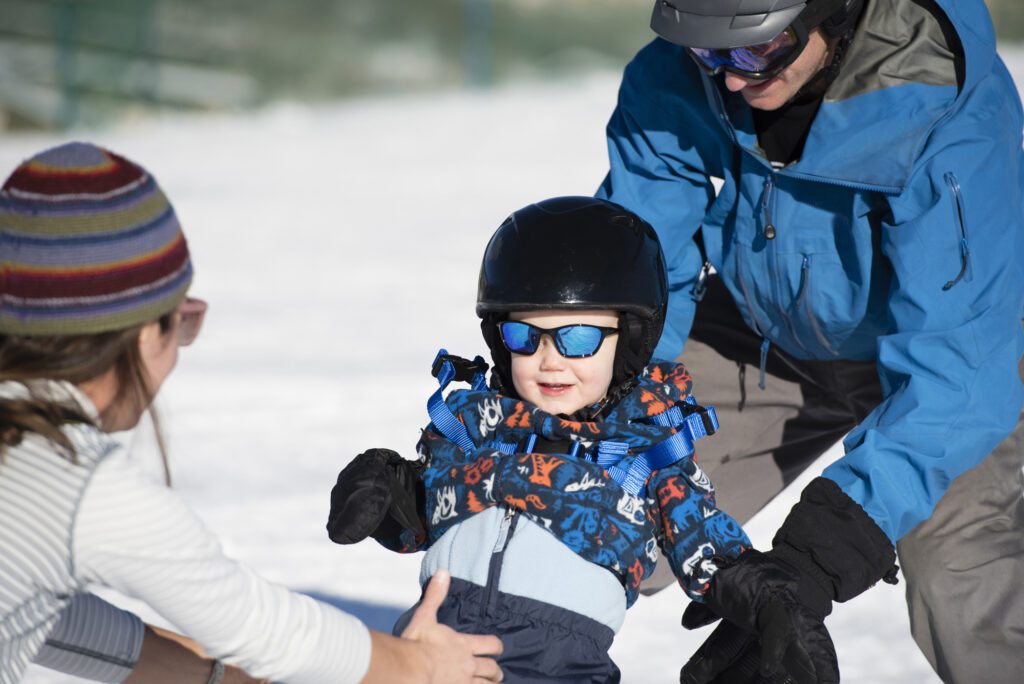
[
  {"left": 679, "top": 548, "right": 838, "bottom": 684},
  {"left": 326, "top": 448, "right": 426, "bottom": 545},
  {"left": 679, "top": 477, "right": 899, "bottom": 684}
]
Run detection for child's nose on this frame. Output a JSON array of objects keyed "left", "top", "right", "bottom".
[{"left": 536, "top": 335, "right": 565, "bottom": 369}]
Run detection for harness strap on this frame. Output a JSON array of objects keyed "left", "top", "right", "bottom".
[
  {"left": 596, "top": 399, "right": 720, "bottom": 496},
  {"left": 427, "top": 348, "right": 489, "bottom": 453}
]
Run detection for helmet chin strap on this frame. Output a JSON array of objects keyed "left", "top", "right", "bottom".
[{"left": 792, "top": 31, "right": 852, "bottom": 103}]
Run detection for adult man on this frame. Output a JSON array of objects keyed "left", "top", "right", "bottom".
[{"left": 598, "top": 1, "right": 1024, "bottom": 682}]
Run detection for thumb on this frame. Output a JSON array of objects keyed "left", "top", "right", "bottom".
[
  {"left": 681, "top": 601, "right": 721, "bottom": 630},
  {"left": 405, "top": 570, "right": 450, "bottom": 633}
]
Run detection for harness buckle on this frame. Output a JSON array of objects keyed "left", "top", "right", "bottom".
[
  {"left": 683, "top": 401, "right": 718, "bottom": 436},
  {"left": 431, "top": 352, "right": 490, "bottom": 384}
]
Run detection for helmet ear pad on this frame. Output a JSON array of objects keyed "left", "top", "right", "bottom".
[
  {"left": 820, "top": 0, "right": 864, "bottom": 38},
  {"left": 612, "top": 308, "right": 666, "bottom": 389},
  {"left": 612, "top": 313, "right": 647, "bottom": 390},
  {"left": 480, "top": 314, "right": 514, "bottom": 395}
]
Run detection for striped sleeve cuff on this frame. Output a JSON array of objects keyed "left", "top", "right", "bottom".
[{"left": 34, "top": 593, "right": 143, "bottom": 683}]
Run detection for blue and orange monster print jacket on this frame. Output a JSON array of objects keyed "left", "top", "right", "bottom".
[{"left": 380, "top": 360, "right": 750, "bottom": 606}]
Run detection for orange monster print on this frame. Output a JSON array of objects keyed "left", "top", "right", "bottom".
[
  {"left": 657, "top": 476, "right": 689, "bottom": 507},
  {"left": 462, "top": 455, "right": 495, "bottom": 485},
  {"left": 503, "top": 494, "right": 548, "bottom": 511},
  {"left": 638, "top": 388, "right": 670, "bottom": 417},
  {"left": 557, "top": 418, "right": 602, "bottom": 436},
  {"left": 466, "top": 490, "right": 487, "bottom": 513},
  {"left": 519, "top": 452, "right": 563, "bottom": 487},
  {"left": 627, "top": 559, "right": 645, "bottom": 589},
  {"left": 505, "top": 401, "right": 533, "bottom": 429}
]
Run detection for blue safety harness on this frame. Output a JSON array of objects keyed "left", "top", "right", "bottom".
[{"left": 426, "top": 349, "right": 719, "bottom": 496}]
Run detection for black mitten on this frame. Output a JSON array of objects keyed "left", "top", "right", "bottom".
[
  {"left": 326, "top": 448, "right": 426, "bottom": 545},
  {"left": 679, "top": 477, "right": 898, "bottom": 684}
]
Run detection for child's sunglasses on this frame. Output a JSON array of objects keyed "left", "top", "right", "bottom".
[
  {"left": 498, "top": 321, "right": 619, "bottom": 359},
  {"left": 176, "top": 297, "right": 207, "bottom": 347},
  {"left": 687, "top": 25, "right": 807, "bottom": 81}
]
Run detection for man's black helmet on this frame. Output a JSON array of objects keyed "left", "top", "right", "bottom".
[
  {"left": 651, "top": 0, "right": 863, "bottom": 49},
  {"left": 477, "top": 196, "right": 668, "bottom": 407}
]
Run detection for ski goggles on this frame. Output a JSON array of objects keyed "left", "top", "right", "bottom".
[
  {"left": 687, "top": 25, "right": 807, "bottom": 81},
  {"left": 498, "top": 321, "right": 619, "bottom": 358},
  {"left": 175, "top": 297, "right": 207, "bottom": 347}
]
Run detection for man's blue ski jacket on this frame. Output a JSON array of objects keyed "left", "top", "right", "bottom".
[{"left": 598, "top": 0, "right": 1024, "bottom": 542}]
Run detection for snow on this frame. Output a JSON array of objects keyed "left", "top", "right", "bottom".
[{"left": 10, "top": 45, "right": 1024, "bottom": 683}]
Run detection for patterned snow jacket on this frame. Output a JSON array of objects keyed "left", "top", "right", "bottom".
[{"left": 381, "top": 359, "right": 750, "bottom": 606}]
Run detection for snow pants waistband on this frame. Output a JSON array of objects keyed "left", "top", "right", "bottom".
[{"left": 394, "top": 576, "right": 620, "bottom": 683}]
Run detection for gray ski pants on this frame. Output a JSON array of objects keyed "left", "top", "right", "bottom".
[{"left": 651, "top": 276, "right": 1024, "bottom": 684}]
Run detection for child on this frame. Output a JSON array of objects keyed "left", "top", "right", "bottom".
[{"left": 328, "top": 196, "right": 750, "bottom": 682}]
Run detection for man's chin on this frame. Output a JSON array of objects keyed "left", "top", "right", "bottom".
[{"left": 740, "top": 79, "right": 794, "bottom": 111}]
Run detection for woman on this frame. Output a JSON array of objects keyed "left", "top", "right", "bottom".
[{"left": 0, "top": 142, "right": 503, "bottom": 684}]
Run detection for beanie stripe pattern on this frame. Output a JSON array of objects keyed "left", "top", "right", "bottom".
[{"left": 0, "top": 142, "right": 193, "bottom": 335}]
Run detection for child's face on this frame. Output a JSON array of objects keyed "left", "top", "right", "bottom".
[{"left": 508, "top": 309, "right": 618, "bottom": 416}]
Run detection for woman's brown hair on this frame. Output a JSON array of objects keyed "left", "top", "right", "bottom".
[{"left": 0, "top": 313, "right": 175, "bottom": 483}]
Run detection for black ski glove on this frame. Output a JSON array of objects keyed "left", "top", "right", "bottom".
[
  {"left": 679, "top": 477, "right": 898, "bottom": 684},
  {"left": 326, "top": 448, "right": 426, "bottom": 545}
]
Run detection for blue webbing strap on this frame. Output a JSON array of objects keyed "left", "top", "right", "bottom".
[
  {"left": 594, "top": 399, "right": 720, "bottom": 496},
  {"left": 596, "top": 440, "right": 631, "bottom": 487},
  {"left": 426, "top": 348, "right": 487, "bottom": 453},
  {"left": 490, "top": 441, "right": 517, "bottom": 455}
]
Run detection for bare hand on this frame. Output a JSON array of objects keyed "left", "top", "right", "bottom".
[{"left": 400, "top": 570, "right": 504, "bottom": 683}]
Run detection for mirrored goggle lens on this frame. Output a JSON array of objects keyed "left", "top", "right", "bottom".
[
  {"left": 498, "top": 322, "right": 609, "bottom": 358},
  {"left": 556, "top": 325, "right": 605, "bottom": 357},
  {"left": 499, "top": 321, "right": 541, "bottom": 354},
  {"left": 689, "top": 27, "right": 800, "bottom": 77}
]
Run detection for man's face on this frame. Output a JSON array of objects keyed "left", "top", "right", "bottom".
[{"left": 723, "top": 28, "right": 832, "bottom": 110}]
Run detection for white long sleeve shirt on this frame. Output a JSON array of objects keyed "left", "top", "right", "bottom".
[{"left": 0, "top": 381, "right": 371, "bottom": 684}]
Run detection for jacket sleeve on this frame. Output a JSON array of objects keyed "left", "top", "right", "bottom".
[
  {"left": 74, "top": 449, "right": 372, "bottom": 684},
  {"left": 824, "top": 67, "right": 1024, "bottom": 542},
  {"left": 648, "top": 460, "right": 750, "bottom": 601},
  {"left": 596, "top": 42, "right": 719, "bottom": 359}
]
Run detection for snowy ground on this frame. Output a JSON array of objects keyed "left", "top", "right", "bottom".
[{"left": 10, "top": 46, "right": 1024, "bottom": 684}]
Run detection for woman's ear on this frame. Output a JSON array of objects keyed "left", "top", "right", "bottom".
[{"left": 137, "top": 320, "right": 164, "bottom": 353}]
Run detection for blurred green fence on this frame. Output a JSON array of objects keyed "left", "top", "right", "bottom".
[{"left": 0, "top": 0, "right": 1020, "bottom": 130}]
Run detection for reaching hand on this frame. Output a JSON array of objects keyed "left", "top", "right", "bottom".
[
  {"left": 678, "top": 477, "right": 899, "bottom": 684},
  {"left": 327, "top": 449, "right": 425, "bottom": 547},
  {"left": 678, "top": 553, "right": 838, "bottom": 684},
  {"left": 400, "top": 570, "right": 504, "bottom": 683}
]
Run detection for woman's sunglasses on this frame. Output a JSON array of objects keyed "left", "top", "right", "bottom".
[
  {"left": 176, "top": 297, "right": 207, "bottom": 347},
  {"left": 498, "top": 321, "right": 619, "bottom": 359},
  {"left": 687, "top": 25, "right": 807, "bottom": 81}
]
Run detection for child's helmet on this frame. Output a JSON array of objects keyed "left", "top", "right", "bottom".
[{"left": 476, "top": 196, "right": 668, "bottom": 411}]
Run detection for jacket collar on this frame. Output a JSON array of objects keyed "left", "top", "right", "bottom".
[
  {"left": 703, "top": 0, "right": 995, "bottom": 192},
  {"left": 0, "top": 379, "right": 101, "bottom": 425}
]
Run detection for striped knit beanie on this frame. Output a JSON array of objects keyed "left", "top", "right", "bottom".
[{"left": 0, "top": 142, "right": 192, "bottom": 335}]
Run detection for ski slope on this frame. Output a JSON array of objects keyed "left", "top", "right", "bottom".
[{"left": 10, "top": 47, "right": 1024, "bottom": 683}]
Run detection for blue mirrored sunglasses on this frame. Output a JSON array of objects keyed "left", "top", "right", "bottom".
[
  {"left": 688, "top": 25, "right": 806, "bottom": 81},
  {"left": 498, "top": 321, "right": 619, "bottom": 358}
]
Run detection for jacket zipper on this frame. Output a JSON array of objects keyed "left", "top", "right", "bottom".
[
  {"left": 485, "top": 506, "right": 519, "bottom": 617},
  {"left": 762, "top": 174, "right": 777, "bottom": 241},
  {"left": 796, "top": 255, "right": 840, "bottom": 356},
  {"left": 942, "top": 172, "right": 971, "bottom": 291}
]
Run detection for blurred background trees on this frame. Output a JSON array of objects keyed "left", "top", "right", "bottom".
[{"left": 0, "top": 0, "right": 1020, "bottom": 130}]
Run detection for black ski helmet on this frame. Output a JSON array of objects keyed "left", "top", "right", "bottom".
[
  {"left": 476, "top": 196, "right": 668, "bottom": 407},
  {"left": 651, "top": 0, "right": 864, "bottom": 50}
]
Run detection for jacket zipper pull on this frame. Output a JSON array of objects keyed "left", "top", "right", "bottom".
[
  {"left": 762, "top": 176, "right": 777, "bottom": 240},
  {"left": 692, "top": 260, "right": 713, "bottom": 302},
  {"left": 758, "top": 338, "right": 770, "bottom": 391}
]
